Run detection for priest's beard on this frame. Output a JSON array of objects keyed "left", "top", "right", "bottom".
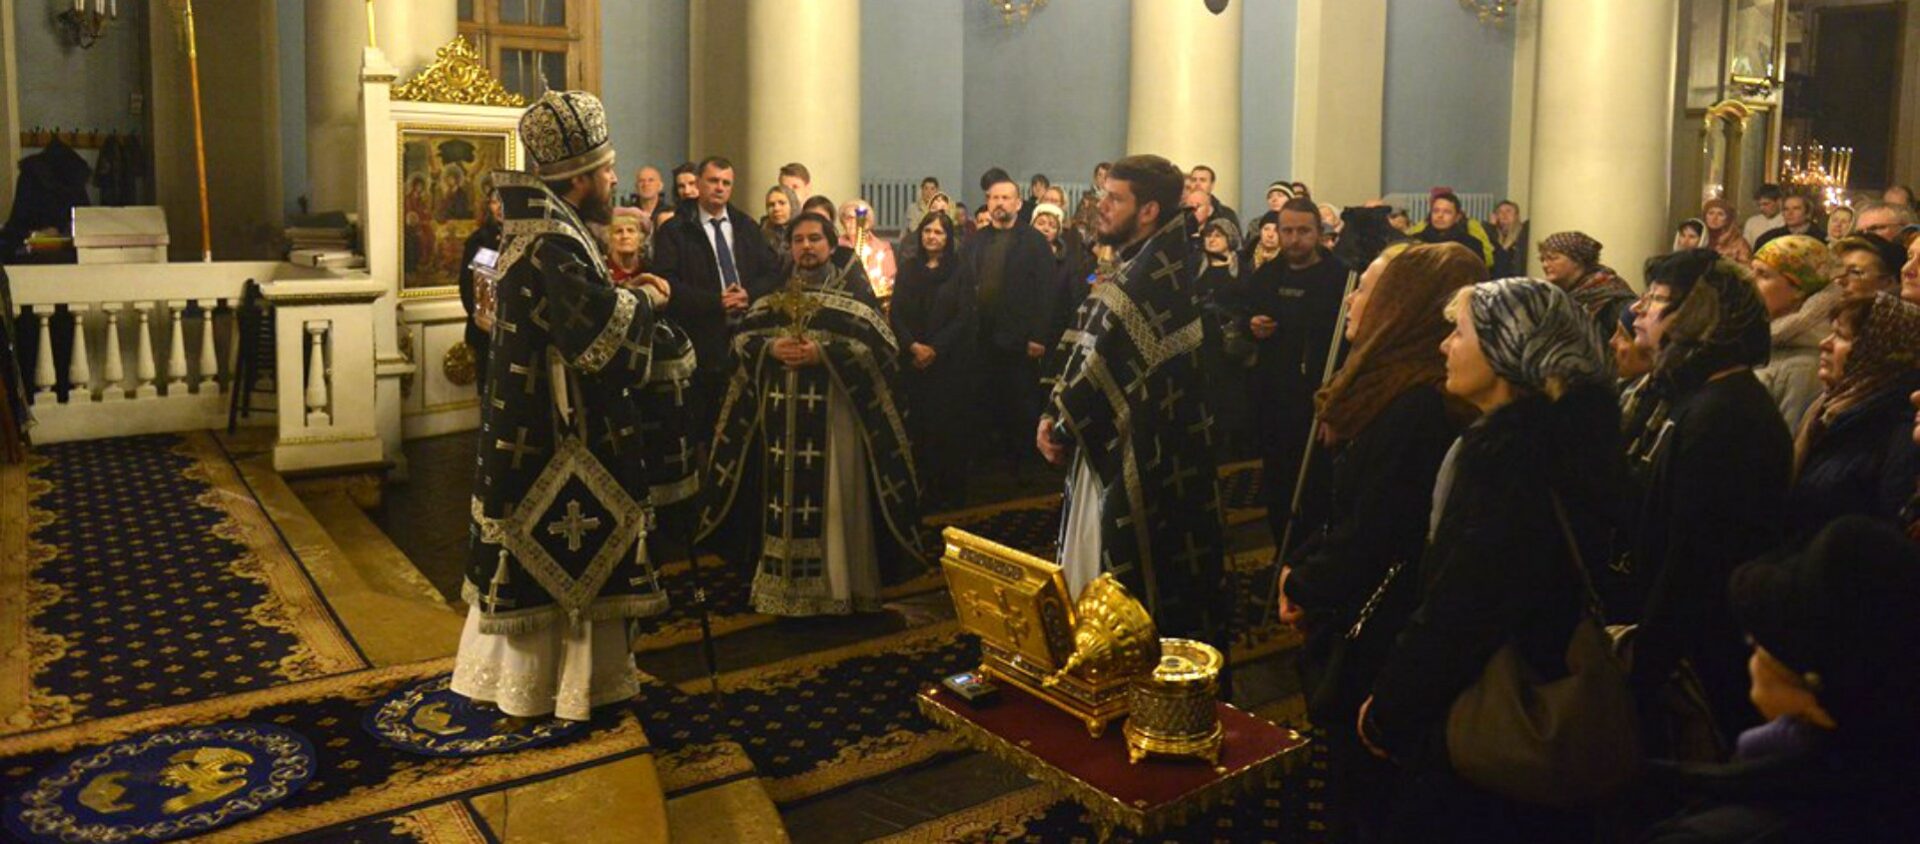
[
  {"left": 572, "top": 183, "right": 614, "bottom": 225},
  {"left": 1096, "top": 215, "right": 1141, "bottom": 248},
  {"left": 792, "top": 258, "right": 830, "bottom": 285}
]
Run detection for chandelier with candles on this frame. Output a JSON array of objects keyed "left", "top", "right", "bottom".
[{"left": 1780, "top": 142, "right": 1854, "bottom": 209}]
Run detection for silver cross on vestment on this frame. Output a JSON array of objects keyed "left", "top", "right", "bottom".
[{"left": 546, "top": 499, "right": 602, "bottom": 552}]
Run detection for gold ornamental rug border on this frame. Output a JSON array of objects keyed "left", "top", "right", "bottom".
[
  {"left": 657, "top": 741, "right": 760, "bottom": 795},
  {"left": 0, "top": 658, "right": 459, "bottom": 756},
  {"left": 182, "top": 432, "right": 372, "bottom": 679},
  {"left": 0, "top": 657, "right": 657, "bottom": 844},
  {"left": 869, "top": 783, "right": 1062, "bottom": 844},
  {"left": 762, "top": 727, "right": 960, "bottom": 804},
  {"left": 635, "top": 569, "right": 949, "bottom": 653},
  {"left": 0, "top": 453, "right": 65, "bottom": 733},
  {"left": 373, "top": 800, "right": 494, "bottom": 844}
]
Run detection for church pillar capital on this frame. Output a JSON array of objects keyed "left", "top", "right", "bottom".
[
  {"left": 1526, "top": 0, "right": 1679, "bottom": 282},
  {"left": 1127, "top": 0, "right": 1242, "bottom": 211}
]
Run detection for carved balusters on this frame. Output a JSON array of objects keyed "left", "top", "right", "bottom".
[
  {"left": 197, "top": 299, "right": 221, "bottom": 393},
  {"left": 101, "top": 304, "right": 125, "bottom": 401},
  {"left": 32, "top": 308, "right": 54, "bottom": 403},
  {"left": 165, "top": 300, "right": 188, "bottom": 393},
  {"left": 305, "top": 321, "right": 331, "bottom": 426},
  {"left": 132, "top": 303, "right": 157, "bottom": 398},
  {"left": 66, "top": 304, "right": 92, "bottom": 402}
]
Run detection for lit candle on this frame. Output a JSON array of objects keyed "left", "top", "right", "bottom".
[
  {"left": 73, "top": 0, "right": 82, "bottom": 13},
  {"left": 109, "top": 0, "right": 116, "bottom": 18}
]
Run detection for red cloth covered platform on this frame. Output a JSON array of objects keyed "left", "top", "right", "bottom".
[{"left": 917, "top": 682, "right": 1309, "bottom": 839}]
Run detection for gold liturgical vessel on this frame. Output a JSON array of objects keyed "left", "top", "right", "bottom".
[
  {"left": 939, "top": 528, "right": 1160, "bottom": 737},
  {"left": 1125, "top": 638, "right": 1226, "bottom": 765}
]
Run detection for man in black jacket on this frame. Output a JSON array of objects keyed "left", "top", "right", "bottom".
[
  {"left": 1226, "top": 198, "right": 1347, "bottom": 547},
  {"left": 960, "top": 174, "right": 1055, "bottom": 471},
  {"left": 650, "top": 156, "right": 779, "bottom": 446}
]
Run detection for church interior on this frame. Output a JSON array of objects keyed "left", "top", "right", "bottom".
[{"left": 4, "top": 1, "right": 1920, "bottom": 842}]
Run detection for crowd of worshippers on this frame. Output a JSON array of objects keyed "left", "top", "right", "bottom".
[{"left": 458, "top": 146, "right": 1920, "bottom": 841}]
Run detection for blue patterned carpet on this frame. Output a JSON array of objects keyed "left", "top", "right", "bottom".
[{"left": 8, "top": 434, "right": 365, "bottom": 732}]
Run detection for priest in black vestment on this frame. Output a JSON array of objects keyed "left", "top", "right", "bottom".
[
  {"left": 454, "top": 91, "right": 680, "bottom": 721},
  {"left": 1036, "top": 155, "right": 1225, "bottom": 642},
  {"left": 696, "top": 213, "right": 928, "bottom": 616}
]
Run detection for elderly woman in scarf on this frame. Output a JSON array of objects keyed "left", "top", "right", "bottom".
[
  {"left": 1538, "top": 231, "right": 1637, "bottom": 342},
  {"left": 1357, "top": 277, "right": 1622, "bottom": 841},
  {"left": 1277, "top": 242, "right": 1482, "bottom": 841},
  {"left": 1786, "top": 292, "right": 1920, "bottom": 537},
  {"left": 1704, "top": 198, "right": 1754, "bottom": 264},
  {"left": 1621, "top": 248, "right": 1792, "bottom": 747},
  {"left": 1752, "top": 235, "right": 1843, "bottom": 431}
]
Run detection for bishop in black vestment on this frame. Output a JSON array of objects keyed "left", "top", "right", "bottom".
[
  {"left": 696, "top": 213, "right": 928, "bottom": 616},
  {"left": 453, "top": 92, "right": 674, "bottom": 721},
  {"left": 1037, "top": 155, "right": 1225, "bottom": 642}
]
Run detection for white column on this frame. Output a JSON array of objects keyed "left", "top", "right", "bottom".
[
  {"left": 66, "top": 304, "right": 91, "bottom": 402},
  {"left": 133, "top": 303, "right": 157, "bottom": 399},
  {"left": 31, "top": 309, "right": 53, "bottom": 403},
  {"left": 166, "top": 301, "right": 189, "bottom": 393},
  {"left": 306, "top": 0, "right": 454, "bottom": 215},
  {"left": 743, "top": 0, "right": 860, "bottom": 204},
  {"left": 197, "top": 300, "right": 221, "bottom": 393},
  {"left": 1292, "top": 0, "right": 1388, "bottom": 206},
  {"left": 1127, "top": 0, "right": 1243, "bottom": 211},
  {"left": 101, "top": 304, "right": 125, "bottom": 401},
  {"left": 306, "top": 322, "right": 332, "bottom": 428},
  {"left": 1528, "top": 0, "right": 1679, "bottom": 283}
]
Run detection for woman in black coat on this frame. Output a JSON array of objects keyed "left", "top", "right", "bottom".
[
  {"left": 889, "top": 212, "right": 976, "bottom": 511},
  {"left": 1278, "top": 242, "right": 1483, "bottom": 842},
  {"left": 1358, "top": 278, "right": 1624, "bottom": 843},
  {"left": 1787, "top": 292, "right": 1920, "bottom": 538}
]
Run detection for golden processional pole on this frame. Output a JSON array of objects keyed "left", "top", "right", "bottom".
[{"left": 176, "top": 0, "right": 212, "bottom": 262}]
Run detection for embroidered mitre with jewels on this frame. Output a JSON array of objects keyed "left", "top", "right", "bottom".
[{"left": 464, "top": 170, "right": 671, "bottom": 634}]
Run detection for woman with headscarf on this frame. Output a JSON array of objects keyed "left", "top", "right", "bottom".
[
  {"left": 1034, "top": 201, "right": 1094, "bottom": 360},
  {"left": 762, "top": 184, "right": 801, "bottom": 278},
  {"left": 1785, "top": 292, "right": 1920, "bottom": 538},
  {"left": 1278, "top": 242, "right": 1483, "bottom": 842},
  {"left": 1673, "top": 218, "right": 1706, "bottom": 251},
  {"left": 1752, "top": 235, "right": 1843, "bottom": 431},
  {"left": 890, "top": 212, "right": 976, "bottom": 510},
  {"left": 1357, "top": 277, "right": 1623, "bottom": 842},
  {"left": 1826, "top": 205, "right": 1857, "bottom": 242},
  {"left": 1538, "top": 231, "right": 1637, "bottom": 342},
  {"left": 1245, "top": 211, "right": 1283, "bottom": 273},
  {"left": 1703, "top": 198, "right": 1754, "bottom": 264},
  {"left": 604, "top": 206, "right": 651, "bottom": 286},
  {"left": 1619, "top": 249, "right": 1792, "bottom": 751}
]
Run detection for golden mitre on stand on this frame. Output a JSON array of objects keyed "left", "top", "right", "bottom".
[{"left": 939, "top": 528, "right": 1224, "bottom": 763}]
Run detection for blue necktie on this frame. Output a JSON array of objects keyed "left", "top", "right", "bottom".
[{"left": 710, "top": 218, "right": 741, "bottom": 288}]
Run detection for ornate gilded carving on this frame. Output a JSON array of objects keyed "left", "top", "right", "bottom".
[
  {"left": 392, "top": 36, "right": 526, "bottom": 107},
  {"left": 443, "top": 340, "right": 477, "bottom": 386}
]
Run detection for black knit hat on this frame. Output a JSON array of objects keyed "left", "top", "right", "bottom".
[{"left": 1731, "top": 515, "right": 1920, "bottom": 735}]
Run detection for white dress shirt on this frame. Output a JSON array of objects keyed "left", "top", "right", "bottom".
[{"left": 699, "top": 206, "right": 736, "bottom": 286}]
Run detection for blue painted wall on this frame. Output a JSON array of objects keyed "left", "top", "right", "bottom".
[
  {"left": 959, "top": 0, "right": 1130, "bottom": 207},
  {"left": 1381, "top": 0, "right": 1514, "bottom": 198},
  {"left": 600, "top": 0, "right": 688, "bottom": 179},
  {"left": 14, "top": 0, "right": 148, "bottom": 203},
  {"left": 1241, "top": 0, "right": 1296, "bottom": 215},
  {"left": 861, "top": 0, "right": 965, "bottom": 198}
]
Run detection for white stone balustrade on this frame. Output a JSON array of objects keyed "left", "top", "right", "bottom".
[
  {"left": 6, "top": 261, "right": 341, "bottom": 444},
  {"left": 261, "top": 278, "right": 386, "bottom": 473}
]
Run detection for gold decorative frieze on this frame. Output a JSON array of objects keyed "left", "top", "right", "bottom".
[{"left": 392, "top": 36, "right": 526, "bottom": 108}]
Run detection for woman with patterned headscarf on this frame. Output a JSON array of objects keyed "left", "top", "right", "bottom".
[
  {"left": 1786, "top": 292, "right": 1920, "bottom": 537},
  {"left": 1538, "top": 230, "right": 1637, "bottom": 342},
  {"left": 1278, "top": 243, "right": 1482, "bottom": 841},
  {"left": 1752, "top": 235, "right": 1842, "bottom": 431},
  {"left": 1620, "top": 249, "right": 1792, "bottom": 751},
  {"left": 1703, "top": 198, "right": 1753, "bottom": 264},
  {"left": 1357, "top": 277, "right": 1623, "bottom": 841}
]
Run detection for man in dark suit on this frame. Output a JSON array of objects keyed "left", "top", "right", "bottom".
[
  {"left": 650, "top": 155, "right": 779, "bottom": 446},
  {"left": 959, "top": 173, "right": 1055, "bottom": 473}
]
